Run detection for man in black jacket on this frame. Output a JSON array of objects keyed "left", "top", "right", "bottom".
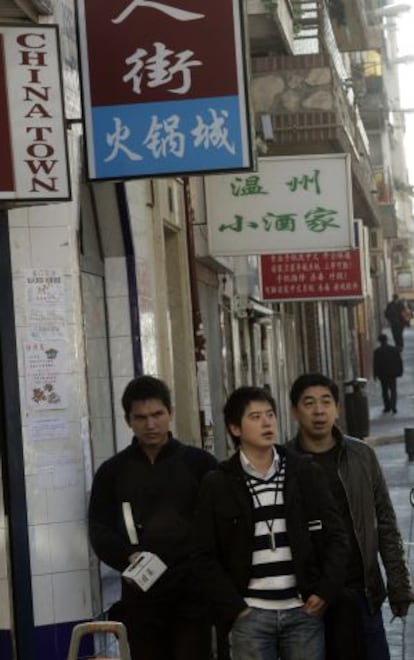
[
  {"left": 384, "top": 293, "right": 407, "bottom": 350},
  {"left": 289, "top": 373, "right": 414, "bottom": 660},
  {"left": 193, "top": 386, "right": 347, "bottom": 660},
  {"left": 88, "top": 375, "right": 218, "bottom": 660},
  {"left": 373, "top": 333, "right": 403, "bottom": 413}
]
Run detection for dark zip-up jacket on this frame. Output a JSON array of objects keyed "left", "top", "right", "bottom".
[
  {"left": 191, "top": 444, "right": 348, "bottom": 628},
  {"left": 88, "top": 434, "right": 218, "bottom": 606},
  {"left": 288, "top": 427, "right": 414, "bottom": 613}
]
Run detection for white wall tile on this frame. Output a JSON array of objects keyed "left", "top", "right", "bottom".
[
  {"left": 114, "top": 415, "right": 132, "bottom": 453},
  {"left": 32, "top": 574, "right": 54, "bottom": 626},
  {"left": 0, "top": 477, "right": 5, "bottom": 529},
  {"left": 112, "top": 376, "right": 134, "bottom": 416},
  {"left": 107, "top": 296, "right": 131, "bottom": 338},
  {"left": 87, "top": 376, "right": 112, "bottom": 419},
  {"left": 109, "top": 336, "right": 134, "bottom": 378},
  {"left": 47, "top": 484, "right": 86, "bottom": 524},
  {"left": 48, "top": 521, "right": 89, "bottom": 573},
  {"left": 29, "top": 227, "right": 72, "bottom": 268},
  {"left": 105, "top": 258, "right": 128, "bottom": 298},
  {"left": 29, "top": 524, "right": 51, "bottom": 576},
  {"left": 10, "top": 227, "right": 31, "bottom": 274},
  {"left": 52, "top": 570, "right": 92, "bottom": 623},
  {"left": 90, "top": 415, "right": 115, "bottom": 462},
  {"left": 25, "top": 475, "right": 48, "bottom": 525},
  {"left": 8, "top": 206, "right": 29, "bottom": 228},
  {"left": 84, "top": 338, "right": 110, "bottom": 378},
  {"left": 0, "top": 527, "right": 8, "bottom": 579},
  {"left": 0, "top": 579, "right": 11, "bottom": 628}
]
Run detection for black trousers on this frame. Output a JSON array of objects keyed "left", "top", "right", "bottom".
[
  {"left": 390, "top": 322, "right": 404, "bottom": 350},
  {"left": 325, "top": 590, "right": 364, "bottom": 660},
  {"left": 121, "top": 582, "right": 212, "bottom": 660},
  {"left": 124, "top": 610, "right": 212, "bottom": 660},
  {"left": 380, "top": 377, "right": 397, "bottom": 412}
]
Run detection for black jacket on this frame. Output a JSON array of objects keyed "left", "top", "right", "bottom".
[
  {"left": 192, "top": 444, "right": 348, "bottom": 628},
  {"left": 288, "top": 428, "right": 414, "bottom": 613},
  {"left": 88, "top": 434, "right": 218, "bottom": 606},
  {"left": 373, "top": 344, "right": 403, "bottom": 380}
]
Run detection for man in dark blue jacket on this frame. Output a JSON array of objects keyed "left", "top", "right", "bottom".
[
  {"left": 193, "top": 385, "right": 347, "bottom": 660},
  {"left": 373, "top": 333, "right": 403, "bottom": 413},
  {"left": 88, "top": 375, "right": 218, "bottom": 660}
]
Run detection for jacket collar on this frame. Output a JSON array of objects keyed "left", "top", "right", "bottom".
[
  {"left": 131, "top": 432, "right": 179, "bottom": 461},
  {"left": 221, "top": 444, "right": 285, "bottom": 476},
  {"left": 292, "top": 424, "right": 344, "bottom": 453}
]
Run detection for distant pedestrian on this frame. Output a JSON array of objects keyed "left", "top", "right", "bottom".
[
  {"left": 384, "top": 293, "right": 409, "bottom": 350},
  {"left": 373, "top": 334, "right": 403, "bottom": 414},
  {"left": 288, "top": 373, "right": 414, "bottom": 660}
]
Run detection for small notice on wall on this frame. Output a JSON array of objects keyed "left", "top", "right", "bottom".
[
  {"left": 25, "top": 268, "right": 66, "bottom": 322},
  {"left": 24, "top": 340, "right": 68, "bottom": 410}
]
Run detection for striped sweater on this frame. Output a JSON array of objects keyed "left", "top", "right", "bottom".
[{"left": 244, "top": 458, "right": 303, "bottom": 610}]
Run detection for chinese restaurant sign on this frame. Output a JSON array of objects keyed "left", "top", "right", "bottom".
[
  {"left": 76, "top": 0, "right": 253, "bottom": 180},
  {"left": 206, "top": 154, "right": 354, "bottom": 255},
  {"left": 260, "top": 250, "right": 364, "bottom": 302},
  {"left": 0, "top": 26, "right": 71, "bottom": 202}
]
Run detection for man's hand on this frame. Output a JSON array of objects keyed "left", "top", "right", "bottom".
[
  {"left": 390, "top": 601, "right": 411, "bottom": 618},
  {"left": 302, "top": 594, "right": 326, "bottom": 616},
  {"left": 236, "top": 607, "right": 252, "bottom": 620},
  {"left": 128, "top": 551, "right": 141, "bottom": 565}
]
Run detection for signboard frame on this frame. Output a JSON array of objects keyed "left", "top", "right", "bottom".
[
  {"left": 206, "top": 154, "right": 354, "bottom": 256},
  {"left": 76, "top": 0, "right": 254, "bottom": 181},
  {"left": 0, "top": 24, "right": 71, "bottom": 203}
]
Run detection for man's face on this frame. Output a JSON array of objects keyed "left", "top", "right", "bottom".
[
  {"left": 292, "top": 385, "right": 339, "bottom": 441},
  {"left": 127, "top": 398, "right": 172, "bottom": 452},
  {"left": 230, "top": 400, "right": 277, "bottom": 452}
]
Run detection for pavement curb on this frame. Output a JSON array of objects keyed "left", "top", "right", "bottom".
[{"left": 365, "top": 435, "right": 404, "bottom": 447}]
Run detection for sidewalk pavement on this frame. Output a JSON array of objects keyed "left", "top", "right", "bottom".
[{"left": 365, "top": 326, "right": 414, "bottom": 659}]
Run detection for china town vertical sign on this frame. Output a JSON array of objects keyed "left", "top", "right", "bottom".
[
  {"left": 76, "top": 0, "right": 253, "bottom": 180},
  {"left": 0, "top": 26, "right": 71, "bottom": 203}
]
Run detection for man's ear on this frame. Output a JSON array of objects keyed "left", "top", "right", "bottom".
[
  {"left": 228, "top": 423, "right": 241, "bottom": 440},
  {"left": 291, "top": 407, "right": 299, "bottom": 422}
]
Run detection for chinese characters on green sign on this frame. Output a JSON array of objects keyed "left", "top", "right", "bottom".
[
  {"left": 220, "top": 169, "right": 339, "bottom": 234},
  {"left": 206, "top": 155, "right": 354, "bottom": 256}
]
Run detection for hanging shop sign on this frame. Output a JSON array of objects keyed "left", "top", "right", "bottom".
[
  {"left": 260, "top": 249, "right": 364, "bottom": 302},
  {"left": 0, "top": 25, "right": 71, "bottom": 203},
  {"left": 206, "top": 154, "right": 354, "bottom": 256},
  {"left": 76, "top": 0, "right": 253, "bottom": 180}
]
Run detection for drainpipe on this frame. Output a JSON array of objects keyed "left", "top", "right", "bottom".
[
  {"left": 115, "top": 182, "right": 143, "bottom": 376},
  {"left": 0, "top": 212, "right": 35, "bottom": 659},
  {"left": 183, "top": 177, "right": 215, "bottom": 454}
]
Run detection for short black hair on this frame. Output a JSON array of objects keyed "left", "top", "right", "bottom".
[
  {"left": 223, "top": 386, "right": 277, "bottom": 448},
  {"left": 289, "top": 373, "right": 339, "bottom": 407},
  {"left": 121, "top": 375, "right": 172, "bottom": 417},
  {"left": 378, "top": 333, "right": 388, "bottom": 344}
]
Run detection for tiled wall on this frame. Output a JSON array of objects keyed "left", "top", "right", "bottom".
[{"left": 4, "top": 130, "right": 94, "bottom": 658}]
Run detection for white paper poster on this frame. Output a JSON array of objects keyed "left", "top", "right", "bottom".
[
  {"left": 24, "top": 340, "right": 68, "bottom": 410},
  {"left": 28, "top": 417, "right": 69, "bottom": 442},
  {"left": 25, "top": 268, "right": 66, "bottom": 322}
]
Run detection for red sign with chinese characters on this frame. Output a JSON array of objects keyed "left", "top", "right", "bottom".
[{"left": 260, "top": 250, "right": 364, "bottom": 302}]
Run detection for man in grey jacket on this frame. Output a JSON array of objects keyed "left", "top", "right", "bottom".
[{"left": 288, "top": 373, "right": 414, "bottom": 660}]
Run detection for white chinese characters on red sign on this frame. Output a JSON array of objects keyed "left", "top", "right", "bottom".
[{"left": 260, "top": 250, "right": 363, "bottom": 302}]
